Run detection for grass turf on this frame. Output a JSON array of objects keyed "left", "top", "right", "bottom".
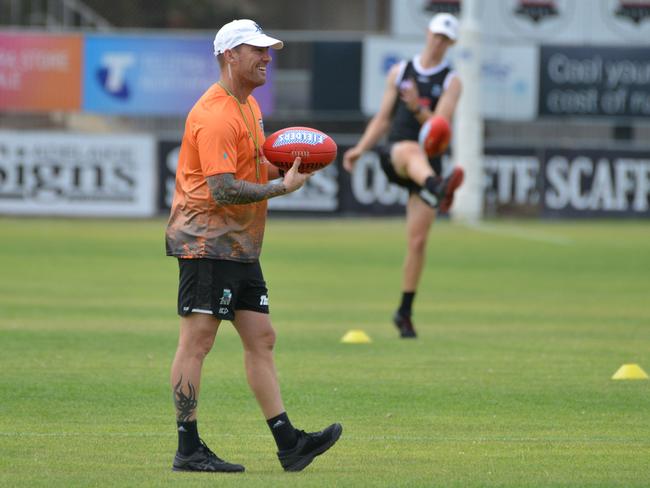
[{"left": 1, "top": 217, "right": 649, "bottom": 487}]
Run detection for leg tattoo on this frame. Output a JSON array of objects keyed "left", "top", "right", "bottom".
[{"left": 173, "top": 375, "right": 198, "bottom": 422}]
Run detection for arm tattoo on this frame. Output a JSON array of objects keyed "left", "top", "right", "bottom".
[
  {"left": 206, "top": 173, "right": 286, "bottom": 205},
  {"left": 173, "top": 375, "right": 198, "bottom": 422}
]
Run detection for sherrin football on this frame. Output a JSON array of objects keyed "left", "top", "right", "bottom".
[
  {"left": 263, "top": 126, "right": 337, "bottom": 174},
  {"left": 418, "top": 115, "right": 451, "bottom": 158}
]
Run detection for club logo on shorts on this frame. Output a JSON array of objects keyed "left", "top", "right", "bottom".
[
  {"left": 220, "top": 289, "right": 232, "bottom": 305},
  {"left": 260, "top": 295, "right": 269, "bottom": 306}
]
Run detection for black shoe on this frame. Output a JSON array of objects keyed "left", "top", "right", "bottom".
[
  {"left": 172, "top": 439, "right": 245, "bottom": 473},
  {"left": 393, "top": 311, "right": 417, "bottom": 338},
  {"left": 277, "top": 423, "right": 342, "bottom": 472}
]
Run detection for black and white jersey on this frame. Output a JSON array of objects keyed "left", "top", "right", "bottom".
[{"left": 387, "top": 55, "right": 456, "bottom": 143}]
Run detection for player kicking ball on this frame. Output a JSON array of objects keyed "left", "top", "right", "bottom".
[{"left": 343, "top": 13, "right": 465, "bottom": 339}]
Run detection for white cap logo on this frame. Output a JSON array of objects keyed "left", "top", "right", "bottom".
[{"left": 213, "top": 19, "right": 284, "bottom": 56}]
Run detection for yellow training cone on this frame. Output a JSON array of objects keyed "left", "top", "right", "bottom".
[
  {"left": 341, "top": 329, "right": 372, "bottom": 344},
  {"left": 612, "top": 364, "right": 649, "bottom": 380}
]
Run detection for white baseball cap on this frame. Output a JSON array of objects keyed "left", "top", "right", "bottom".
[
  {"left": 213, "top": 19, "right": 283, "bottom": 56},
  {"left": 428, "top": 13, "right": 459, "bottom": 41}
]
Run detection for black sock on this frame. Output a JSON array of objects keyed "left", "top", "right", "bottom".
[
  {"left": 267, "top": 412, "right": 298, "bottom": 451},
  {"left": 177, "top": 420, "right": 200, "bottom": 455},
  {"left": 398, "top": 292, "right": 416, "bottom": 317},
  {"left": 424, "top": 175, "right": 443, "bottom": 196}
]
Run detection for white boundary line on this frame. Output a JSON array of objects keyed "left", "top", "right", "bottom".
[{"left": 461, "top": 222, "right": 574, "bottom": 246}]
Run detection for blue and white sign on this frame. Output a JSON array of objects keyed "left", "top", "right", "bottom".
[
  {"left": 362, "top": 36, "right": 537, "bottom": 120},
  {"left": 481, "top": 43, "right": 538, "bottom": 121},
  {"left": 83, "top": 34, "right": 275, "bottom": 116}
]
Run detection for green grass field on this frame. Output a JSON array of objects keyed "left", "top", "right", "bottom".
[{"left": 1, "top": 216, "right": 649, "bottom": 487}]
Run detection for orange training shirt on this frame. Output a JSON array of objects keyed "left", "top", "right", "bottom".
[{"left": 165, "top": 83, "right": 269, "bottom": 262}]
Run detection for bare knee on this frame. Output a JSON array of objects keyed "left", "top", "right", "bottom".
[
  {"left": 246, "top": 326, "right": 276, "bottom": 355},
  {"left": 408, "top": 233, "right": 428, "bottom": 256},
  {"left": 391, "top": 141, "right": 430, "bottom": 183},
  {"left": 193, "top": 337, "right": 216, "bottom": 360},
  {"left": 390, "top": 142, "right": 419, "bottom": 176},
  {"left": 258, "top": 326, "right": 277, "bottom": 351},
  {"left": 178, "top": 330, "right": 216, "bottom": 361}
]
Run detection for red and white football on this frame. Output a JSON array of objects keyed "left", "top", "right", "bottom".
[
  {"left": 263, "top": 126, "right": 337, "bottom": 174},
  {"left": 418, "top": 115, "right": 451, "bottom": 157}
]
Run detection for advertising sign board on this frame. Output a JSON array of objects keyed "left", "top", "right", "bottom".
[
  {"left": 0, "top": 131, "right": 156, "bottom": 217},
  {"left": 0, "top": 33, "right": 82, "bottom": 111}
]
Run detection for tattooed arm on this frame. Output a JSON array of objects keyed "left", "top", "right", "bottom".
[
  {"left": 206, "top": 157, "right": 308, "bottom": 206},
  {"left": 207, "top": 173, "right": 286, "bottom": 205}
]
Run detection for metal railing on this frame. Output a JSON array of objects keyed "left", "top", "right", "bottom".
[{"left": 1, "top": 0, "right": 111, "bottom": 30}]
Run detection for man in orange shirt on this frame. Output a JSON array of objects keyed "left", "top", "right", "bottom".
[{"left": 165, "top": 19, "right": 342, "bottom": 473}]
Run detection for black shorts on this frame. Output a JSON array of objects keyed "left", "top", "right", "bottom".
[
  {"left": 378, "top": 144, "right": 442, "bottom": 194},
  {"left": 177, "top": 258, "right": 269, "bottom": 320}
]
